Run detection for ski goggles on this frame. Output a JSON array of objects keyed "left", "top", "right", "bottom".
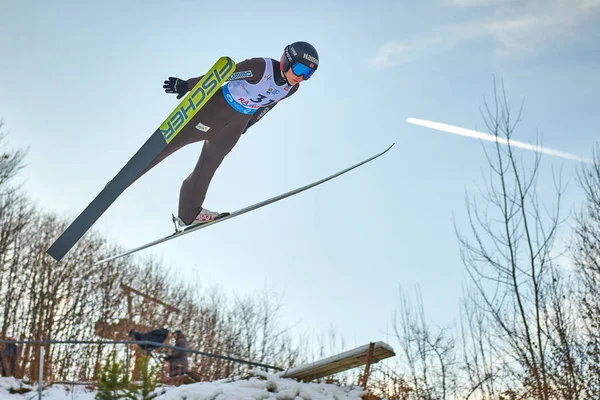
[{"left": 290, "top": 61, "right": 316, "bottom": 80}]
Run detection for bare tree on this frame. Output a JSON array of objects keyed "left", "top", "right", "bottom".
[
  {"left": 0, "top": 121, "right": 27, "bottom": 189},
  {"left": 573, "top": 145, "right": 600, "bottom": 398},
  {"left": 369, "top": 363, "right": 414, "bottom": 400},
  {"left": 0, "top": 123, "right": 32, "bottom": 340},
  {"left": 542, "top": 266, "right": 584, "bottom": 399},
  {"left": 455, "top": 80, "right": 568, "bottom": 399},
  {"left": 390, "top": 286, "right": 457, "bottom": 400},
  {"left": 459, "top": 287, "right": 498, "bottom": 400}
]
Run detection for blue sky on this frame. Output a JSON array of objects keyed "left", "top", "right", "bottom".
[{"left": 1, "top": 0, "right": 598, "bottom": 351}]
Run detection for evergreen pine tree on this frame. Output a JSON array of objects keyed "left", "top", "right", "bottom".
[
  {"left": 95, "top": 350, "right": 128, "bottom": 400},
  {"left": 126, "top": 355, "right": 163, "bottom": 400}
]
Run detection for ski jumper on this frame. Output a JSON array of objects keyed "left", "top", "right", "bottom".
[{"left": 136, "top": 58, "right": 299, "bottom": 224}]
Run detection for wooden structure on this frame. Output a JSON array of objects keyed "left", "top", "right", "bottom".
[
  {"left": 281, "top": 341, "right": 395, "bottom": 385},
  {"left": 94, "top": 284, "right": 183, "bottom": 379},
  {"left": 94, "top": 283, "right": 181, "bottom": 340},
  {"left": 120, "top": 284, "right": 181, "bottom": 321}
]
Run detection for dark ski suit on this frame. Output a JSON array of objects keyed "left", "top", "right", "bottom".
[{"left": 136, "top": 58, "right": 299, "bottom": 224}]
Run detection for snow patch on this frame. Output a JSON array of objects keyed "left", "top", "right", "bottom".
[{"left": 0, "top": 372, "right": 368, "bottom": 400}]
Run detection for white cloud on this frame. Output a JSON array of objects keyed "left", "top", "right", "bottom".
[
  {"left": 368, "top": 42, "right": 410, "bottom": 69},
  {"left": 369, "top": 0, "right": 600, "bottom": 68},
  {"left": 579, "top": 0, "right": 600, "bottom": 10},
  {"left": 368, "top": 37, "right": 446, "bottom": 69}
]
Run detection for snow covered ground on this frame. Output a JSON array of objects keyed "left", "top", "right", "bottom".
[{"left": 0, "top": 370, "right": 369, "bottom": 399}]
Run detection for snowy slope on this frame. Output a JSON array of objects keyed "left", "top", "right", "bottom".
[{"left": 0, "top": 370, "right": 368, "bottom": 400}]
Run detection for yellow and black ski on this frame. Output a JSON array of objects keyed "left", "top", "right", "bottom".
[{"left": 47, "top": 57, "right": 236, "bottom": 261}]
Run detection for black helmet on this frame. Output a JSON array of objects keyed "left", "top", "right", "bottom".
[{"left": 281, "top": 41, "right": 319, "bottom": 79}]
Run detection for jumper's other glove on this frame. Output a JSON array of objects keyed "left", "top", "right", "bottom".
[{"left": 163, "top": 77, "right": 188, "bottom": 99}]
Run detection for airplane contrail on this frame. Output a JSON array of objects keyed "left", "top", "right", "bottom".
[{"left": 406, "top": 117, "right": 592, "bottom": 164}]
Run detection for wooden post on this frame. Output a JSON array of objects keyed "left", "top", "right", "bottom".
[{"left": 359, "top": 342, "right": 376, "bottom": 389}]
